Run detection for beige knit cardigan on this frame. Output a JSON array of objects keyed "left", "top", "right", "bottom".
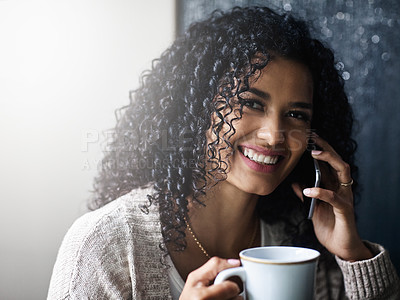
[{"left": 48, "top": 187, "right": 400, "bottom": 299}]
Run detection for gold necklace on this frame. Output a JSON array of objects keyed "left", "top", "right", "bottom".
[{"left": 184, "top": 216, "right": 259, "bottom": 259}]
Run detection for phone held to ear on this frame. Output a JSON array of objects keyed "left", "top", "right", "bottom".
[{"left": 308, "top": 158, "right": 321, "bottom": 219}]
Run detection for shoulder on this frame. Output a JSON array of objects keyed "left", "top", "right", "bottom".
[
  {"left": 74, "top": 186, "right": 154, "bottom": 232},
  {"left": 48, "top": 186, "right": 160, "bottom": 299},
  {"left": 63, "top": 186, "right": 154, "bottom": 247}
]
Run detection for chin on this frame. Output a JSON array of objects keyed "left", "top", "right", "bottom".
[
  {"left": 254, "top": 188, "right": 277, "bottom": 196},
  {"left": 237, "top": 182, "right": 279, "bottom": 196}
]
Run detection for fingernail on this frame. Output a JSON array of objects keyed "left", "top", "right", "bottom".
[
  {"left": 303, "top": 188, "right": 311, "bottom": 196},
  {"left": 312, "top": 150, "right": 322, "bottom": 156},
  {"left": 227, "top": 259, "right": 240, "bottom": 265}
]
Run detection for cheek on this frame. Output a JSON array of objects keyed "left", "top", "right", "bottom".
[{"left": 287, "top": 129, "right": 309, "bottom": 153}]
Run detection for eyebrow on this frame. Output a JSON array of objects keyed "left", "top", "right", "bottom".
[
  {"left": 289, "top": 102, "right": 313, "bottom": 110},
  {"left": 248, "top": 88, "right": 270, "bottom": 99},
  {"left": 248, "top": 88, "right": 313, "bottom": 110}
]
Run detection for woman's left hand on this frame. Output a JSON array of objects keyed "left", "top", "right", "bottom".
[{"left": 292, "top": 135, "right": 373, "bottom": 262}]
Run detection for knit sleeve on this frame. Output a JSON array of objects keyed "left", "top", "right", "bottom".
[
  {"left": 335, "top": 241, "right": 400, "bottom": 300},
  {"left": 47, "top": 201, "right": 135, "bottom": 300}
]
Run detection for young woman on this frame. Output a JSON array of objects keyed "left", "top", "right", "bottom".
[{"left": 48, "top": 6, "right": 399, "bottom": 299}]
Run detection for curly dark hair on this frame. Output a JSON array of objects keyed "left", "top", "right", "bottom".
[{"left": 89, "top": 6, "right": 357, "bottom": 253}]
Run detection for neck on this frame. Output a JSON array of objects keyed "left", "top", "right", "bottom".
[{"left": 187, "top": 181, "right": 260, "bottom": 258}]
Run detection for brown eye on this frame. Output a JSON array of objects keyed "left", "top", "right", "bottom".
[
  {"left": 243, "top": 100, "right": 264, "bottom": 111},
  {"left": 287, "top": 111, "right": 311, "bottom": 122}
]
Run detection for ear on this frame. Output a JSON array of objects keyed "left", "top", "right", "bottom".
[{"left": 291, "top": 182, "right": 304, "bottom": 202}]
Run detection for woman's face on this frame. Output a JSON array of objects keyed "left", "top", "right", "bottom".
[{"left": 217, "top": 57, "right": 313, "bottom": 196}]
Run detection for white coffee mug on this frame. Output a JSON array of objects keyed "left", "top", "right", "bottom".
[{"left": 214, "top": 246, "right": 320, "bottom": 300}]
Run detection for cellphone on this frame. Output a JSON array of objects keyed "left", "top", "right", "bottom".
[{"left": 307, "top": 158, "right": 321, "bottom": 219}]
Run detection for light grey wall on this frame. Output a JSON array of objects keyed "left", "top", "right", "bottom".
[{"left": 0, "top": 0, "right": 175, "bottom": 299}]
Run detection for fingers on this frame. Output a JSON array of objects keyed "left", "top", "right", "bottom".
[
  {"left": 181, "top": 280, "right": 240, "bottom": 300},
  {"left": 311, "top": 136, "right": 352, "bottom": 186},
  {"left": 203, "top": 281, "right": 241, "bottom": 300},
  {"left": 180, "top": 257, "right": 241, "bottom": 300},
  {"left": 312, "top": 149, "right": 351, "bottom": 185},
  {"left": 304, "top": 135, "right": 354, "bottom": 217},
  {"left": 186, "top": 257, "right": 240, "bottom": 287},
  {"left": 181, "top": 282, "right": 240, "bottom": 300},
  {"left": 303, "top": 187, "right": 352, "bottom": 213}
]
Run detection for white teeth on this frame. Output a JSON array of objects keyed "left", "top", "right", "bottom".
[
  {"left": 257, "top": 154, "right": 265, "bottom": 163},
  {"left": 242, "top": 147, "right": 280, "bottom": 165},
  {"left": 248, "top": 149, "right": 255, "bottom": 159}
]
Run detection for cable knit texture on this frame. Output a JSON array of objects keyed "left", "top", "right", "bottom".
[
  {"left": 336, "top": 243, "right": 400, "bottom": 300},
  {"left": 48, "top": 187, "right": 400, "bottom": 299},
  {"left": 48, "top": 187, "right": 172, "bottom": 300}
]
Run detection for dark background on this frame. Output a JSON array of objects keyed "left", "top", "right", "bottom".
[{"left": 177, "top": 0, "right": 400, "bottom": 271}]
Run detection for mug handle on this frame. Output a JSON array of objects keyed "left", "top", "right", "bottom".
[{"left": 214, "top": 267, "right": 247, "bottom": 299}]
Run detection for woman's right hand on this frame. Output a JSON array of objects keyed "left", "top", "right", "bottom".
[{"left": 179, "top": 257, "right": 241, "bottom": 300}]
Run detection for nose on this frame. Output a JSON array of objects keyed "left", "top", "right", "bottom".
[{"left": 256, "top": 121, "right": 285, "bottom": 147}]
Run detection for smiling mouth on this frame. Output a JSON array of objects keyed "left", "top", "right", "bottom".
[{"left": 238, "top": 146, "right": 284, "bottom": 165}]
